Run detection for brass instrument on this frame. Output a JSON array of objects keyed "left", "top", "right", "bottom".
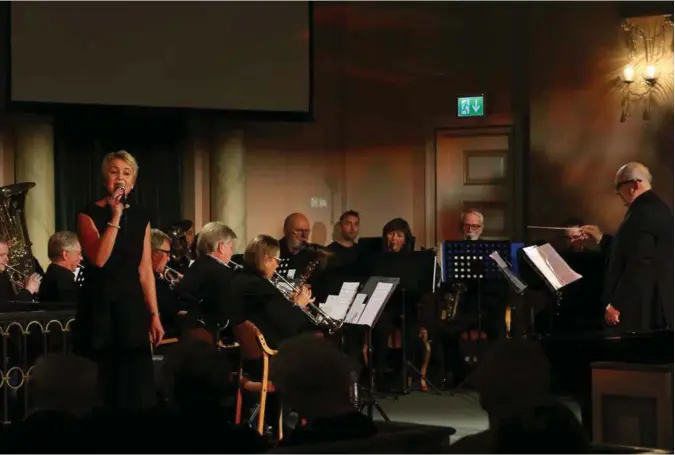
[
  {"left": 0, "top": 182, "right": 37, "bottom": 291},
  {"left": 441, "top": 282, "right": 467, "bottom": 322},
  {"left": 168, "top": 220, "right": 194, "bottom": 264},
  {"left": 161, "top": 265, "right": 183, "bottom": 289},
  {"left": 270, "top": 259, "right": 344, "bottom": 334},
  {"left": 227, "top": 259, "right": 243, "bottom": 270},
  {"left": 5, "top": 264, "right": 29, "bottom": 289}
]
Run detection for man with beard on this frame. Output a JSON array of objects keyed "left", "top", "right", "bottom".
[{"left": 327, "top": 210, "right": 361, "bottom": 276}]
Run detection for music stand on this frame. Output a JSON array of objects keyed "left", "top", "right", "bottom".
[
  {"left": 489, "top": 251, "right": 528, "bottom": 338},
  {"left": 344, "top": 275, "right": 399, "bottom": 422},
  {"left": 521, "top": 243, "right": 582, "bottom": 334},
  {"left": 443, "top": 240, "right": 510, "bottom": 391},
  {"left": 369, "top": 250, "right": 441, "bottom": 395}
]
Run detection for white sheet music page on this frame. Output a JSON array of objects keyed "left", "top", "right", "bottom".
[
  {"left": 358, "top": 282, "right": 394, "bottom": 327},
  {"left": 320, "top": 295, "right": 345, "bottom": 321},
  {"left": 523, "top": 243, "right": 582, "bottom": 291},
  {"left": 345, "top": 293, "right": 368, "bottom": 324},
  {"left": 320, "top": 282, "right": 359, "bottom": 321}
]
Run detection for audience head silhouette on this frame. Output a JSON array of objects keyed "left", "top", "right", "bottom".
[
  {"left": 474, "top": 339, "right": 551, "bottom": 424},
  {"left": 31, "top": 353, "right": 99, "bottom": 417},
  {"left": 271, "top": 333, "right": 355, "bottom": 419}
]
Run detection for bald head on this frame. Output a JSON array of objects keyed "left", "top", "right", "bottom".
[
  {"left": 615, "top": 162, "right": 652, "bottom": 186},
  {"left": 615, "top": 162, "right": 652, "bottom": 206},
  {"left": 283, "top": 212, "right": 310, "bottom": 250}
]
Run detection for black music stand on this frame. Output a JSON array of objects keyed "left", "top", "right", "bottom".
[
  {"left": 369, "top": 250, "right": 441, "bottom": 395},
  {"left": 443, "top": 240, "right": 510, "bottom": 391},
  {"left": 345, "top": 276, "right": 399, "bottom": 422},
  {"left": 488, "top": 251, "right": 528, "bottom": 338},
  {"left": 520, "top": 243, "right": 582, "bottom": 335}
]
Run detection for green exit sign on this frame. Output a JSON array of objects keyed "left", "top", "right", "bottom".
[{"left": 457, "top": 96, "right": 484, "bottom": 117}]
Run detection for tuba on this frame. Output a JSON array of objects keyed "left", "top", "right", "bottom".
[{"left": 0, "top": 182, "right": 36, "bottom": 289}]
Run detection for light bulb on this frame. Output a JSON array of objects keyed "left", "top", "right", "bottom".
[
  {"left": 642, "top": 64, "right": 657, "bottom": 82},
  {"left": 622, "top": 65, "right": 635, "bottom": 83}
]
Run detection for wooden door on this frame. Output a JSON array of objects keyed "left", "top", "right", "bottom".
[{"left": 435, "top": 127, "right": 514, "bottom": 242}]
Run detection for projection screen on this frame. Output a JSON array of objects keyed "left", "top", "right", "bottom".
[{"left": 10, "top": 2, "right": 311, "bottom": 113}]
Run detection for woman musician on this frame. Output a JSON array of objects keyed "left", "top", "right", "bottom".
[{"left": 230, "top": 234, "right": 317, "bottom": 352}]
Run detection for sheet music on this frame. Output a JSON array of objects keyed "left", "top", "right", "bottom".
[
  {"left": 488, "top": 251, "right": 527, "bottom": 294},
  {"left": 319, "top": 282, "right": 360, "bottom": 321},
  {"left": 522, "top": 243, "right": 582, "bottom": 291},
  {"left": 344, "top": 293, "right": 368, "bottom": 324},
  {"left": 358, "top": 282, "right": 394, "bottom": 327}
]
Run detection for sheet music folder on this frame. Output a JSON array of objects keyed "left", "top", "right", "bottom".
[
  {"left": 488, "top": 251, "right": 528, "bottom": 295},
  {"left": 343, "top": 276, "right": 400, "bottom": 327},
  {"left": 521, "top": 243, "right": 582, "bottom": 292}
]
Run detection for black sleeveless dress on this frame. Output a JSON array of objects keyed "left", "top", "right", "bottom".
[{"left": 74, "top": 203, "right": 156, "bottom": 411}]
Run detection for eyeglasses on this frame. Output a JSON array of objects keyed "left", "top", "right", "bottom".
[
  {"left": 463, "top": 223, "right": 483, "bottom": 230},
  {"left": 615, "top": 179, "right": 641, "bottom": 191},
  {"left": 293, "top": 229, "right": 310, "bottom": 236},
  {"left": 154, "top": 248, "right": 171, "bottom": 255}
]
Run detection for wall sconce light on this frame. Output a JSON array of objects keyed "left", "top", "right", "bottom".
[
  {"left": 642, "top": 64, "right": 658, "bottom": 83},
  {"left": 619, "top": 15, "right": 673, "bottom": 122},
  {"left": 621, "top": 64, "right": 635, "bottom": 83}
]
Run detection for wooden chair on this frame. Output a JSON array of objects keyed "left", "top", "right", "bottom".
[{"left": 232, "top": 320, "right": 283, "bottom": 439}]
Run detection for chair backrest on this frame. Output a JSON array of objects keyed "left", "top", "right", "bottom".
[{"left": 233, "top": 320, "right": 275, "bottom": 361}]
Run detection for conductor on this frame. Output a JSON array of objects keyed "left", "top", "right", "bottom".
[{"left": 583, "top": 162, "right": 673, "bottom": 331}]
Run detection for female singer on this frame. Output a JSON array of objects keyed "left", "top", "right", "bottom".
[
  {"left": 75, "top": 150, "right": 164, "bottom": 411},
  {"left": 230, "top": 234, "right": 315, "bottom": 352}
]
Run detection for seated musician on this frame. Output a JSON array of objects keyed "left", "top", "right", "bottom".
[
  {"left": 0, "top": 239, "right": 41, "bottom": 306},
  {"left": 278, "top": 212, "right": 315, "bottom": 281},
  {"left": 439, "top": 209, "right": 506, "bottom": 387},
  {"left": 173, "top": 222, "right": 238, "bottom": 342},
  {"left": 231, "top": 234, "right": 316, "bottom": 353},
  {"left": 368, "top": 217, "right": 424, "bottom": 390},
  {"left": 327, "top": 210, "right": 361, "bottom": 272},
  {"left": 38, "top": 231, "right": 82, "bottom": 304},
  {"left": 150, "top": 228, "right": 182, "bottom": 340}
]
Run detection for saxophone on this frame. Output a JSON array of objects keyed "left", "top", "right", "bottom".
[{"left": 445, "top": 282, "right": 468, "bottom": 321}]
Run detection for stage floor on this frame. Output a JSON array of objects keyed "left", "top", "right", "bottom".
[{"left": 373, "top": 391, "right": 581, "bottom": 441}]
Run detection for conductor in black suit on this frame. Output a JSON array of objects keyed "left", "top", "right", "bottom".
[
  {"left": 174, "top": 221, "right": 238, "bottom": 340},
  {"left": 582, "top": 162, "right": 673, "bottom": 331},
  {"left": 39, "top": 231, "right": 82, "bottom": 304}
]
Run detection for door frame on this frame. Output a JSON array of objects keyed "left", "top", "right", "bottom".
[{"left": 424, "top": 114, "right": 521, "bottom": 246}]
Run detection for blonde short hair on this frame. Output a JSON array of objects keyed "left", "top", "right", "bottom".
[
  {"left": 198, "top": 222, "right": 237, "bottom": 254},
  {"left": 101, "top": 150, "right": 139, "bottom": 180},
  {"left": 244, "top": 235, "right": 280, "bottom": 273}
]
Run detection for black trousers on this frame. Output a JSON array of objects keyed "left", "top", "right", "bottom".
[{"left": 89, "top": 347, "right": 157, "bottom": 412}]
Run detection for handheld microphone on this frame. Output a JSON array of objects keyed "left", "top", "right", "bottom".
[{"left": 114, "top": 183, "right": 129, "bottom": 209}]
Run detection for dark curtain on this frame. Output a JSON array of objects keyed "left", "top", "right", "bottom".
[{"left": 54, "top": 112, "right": 185, "bottom": 233}]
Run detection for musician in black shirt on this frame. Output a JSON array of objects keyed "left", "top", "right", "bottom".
[
  {"left": 326, "top": 210, "right": 361, "bottom": 276},
  {"left": 174, "top": 222, "right": 238, "bottom": 342},
  {"left": 231, "top": 234, "right": 315, "bottom": 351},
  {"left": 0, "top": 239, "right": 41, "bottom": 306},
  {"left": 278, "top": 212, "right": 316, "bottom": 278},
  {"left": 39, "top": 231, "right": 82, "bottom": 304}
]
